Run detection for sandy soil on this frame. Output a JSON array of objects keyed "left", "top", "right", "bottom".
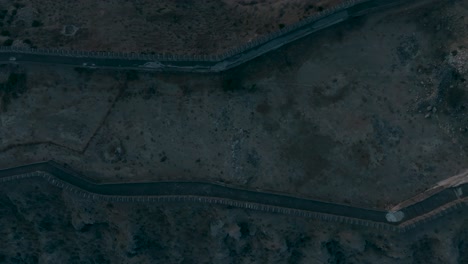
[{"left": 0, "top": 0, "right": 344, "bottom": 55}]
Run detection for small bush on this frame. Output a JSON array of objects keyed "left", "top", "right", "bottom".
[
  {"left": 278, "top": 23, "right": 285, "bottom": 29},
  {"left": 0, "top": 10, "right": 7, "bottom": 20},
  {"left": 31, "top": 20, "right": 43, "bottom": 27},
  {"left": 126, "top": 70, "right": 139, "bottom": 81},
  {"left": 22, "top": 39, "right": 31, "bottom": 44},
  {"left": 13, "top": 3, "right": 26, "bottom": 9},
  {"left": 448, "top": 87, "right": 465, "bottom": 109},
  {"left": 5, "top": 73, "right": 27, "bottom": 92},
  {"left": 0, "top": 30, "right": 10, "bottom": 36},
  {"left": 74, "top": 67, "right": 94, "bottom": 74},
  {"left": 0, "top": 72, "right": 27, "bottom": 111},
  {"left": 3, "top": 39, "right": 13, "bottom": 46}
]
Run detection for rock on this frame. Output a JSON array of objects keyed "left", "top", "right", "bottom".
[
  {"left": 426, "top": 106, "right": 433, "bottom": 111},
  {"left": 61, "top": 25, "right": 79, "bottom": 36},
  {"left": 425, "top": 113, "right": 431, "bottom": 118},
  {"left": 386, "top": 211, "right": 405, "bottom": 222},
  {"left": 210, "top": 220, "right": 224, "bottom": 237},
  {"left": 226, "top": 223, "right": 241, "bottom": 240},
  {"left": 432, "top": 107, "right": 437, "bottom": 113}
]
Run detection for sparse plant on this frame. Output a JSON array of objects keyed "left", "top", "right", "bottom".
[
  {"left": 0, "top": 72, "right": 27, "bottom": 112},
  {"left": 126, "top": 70, "right": 139, "bottom": 81},
  {"left": 74, "top": 67, "right": 94, "bottom": 74},
  {"left": 13, "top": 3, "right": 26, "bottom": 9},
  {"left": 0, "top": 10, "right": 7, "bottom": 20},
  {"left": 31, "top": 20, "right": 43, "bottom": 27},
  {"left": 3, "top": 38, "right": 13, "bottom": 46}
]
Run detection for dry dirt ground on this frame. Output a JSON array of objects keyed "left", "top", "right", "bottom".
[
  {"left": 1, "top": 0, "right": 467, "bottom": 209},
  {"left": 0, "top": 177, "right": 467, "bottom": 263},
  {"left": 0, "top": 0, "right": 468, "bottom": 262},
  {"left": 0, "top": 0, "right": 343, "bottom": 55}
]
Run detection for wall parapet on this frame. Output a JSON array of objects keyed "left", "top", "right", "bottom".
[
  {"left": 0, "top": 0, "right": 412, "bottom": 72},
  {"left": 0, "top": 160, "right": 466, "bottom": 233}
]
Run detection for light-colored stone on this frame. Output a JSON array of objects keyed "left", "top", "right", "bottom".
[{"left": 386, "top": 211, "right": 405, "bottom": 222}]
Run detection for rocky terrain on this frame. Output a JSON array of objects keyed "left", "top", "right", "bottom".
[
  {"left": 0, "top": 0, "right": 467, "bottom": 263},
  {"left": 0, "top": 0, "right": 466, "bottom": 209},
  {"left": 0, "top": 178, "right": 467, "bottom": 263},
  {"left": 0, "top": 0, "right": 343, "bottom": 55}
]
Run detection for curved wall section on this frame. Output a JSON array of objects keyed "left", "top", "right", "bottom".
[{"left": 0, "top": 161, "right": 466, "bottom": 233}]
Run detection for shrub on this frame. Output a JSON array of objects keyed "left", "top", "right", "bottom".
[
  {"left": 74, "top": 67, "right": 94, "bottom": 74},
  {"left": 0, "top": 72, "right": 27, "bottom": 111},
  {"left": 0, "top": 10, "right": 7, "bottom": 20},
  {"left": 31, "top": 20, "right": 43, "bottom": 27},
  {"left": 6, "top": 73, "right": 27, "bottom": 91},
  {"left": 3, "top": 39, "right": 13, "bottom": 46},
  {"left": 126, "top": 70, "right": 139, "bottom": 81},
  {"left": 13, "top": 3, "right": 26, "bottom": 9}
]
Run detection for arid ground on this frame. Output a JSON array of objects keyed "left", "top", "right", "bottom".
[
  {"left": 0, "top": 0, "right": 344, "bottom": 55},
  {"left": 0, "top": 0, "right": 466, "bottom": 208},
  {"left": 0, "top": 0, "right": 467, "bottom": 263},
  {"left": 0, "top": 177, "right": 467, "bottom": 263}
]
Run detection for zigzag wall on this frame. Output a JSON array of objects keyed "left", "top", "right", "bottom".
[{"left": 0, "top": 0, "right": 410, "bottom": 72}]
